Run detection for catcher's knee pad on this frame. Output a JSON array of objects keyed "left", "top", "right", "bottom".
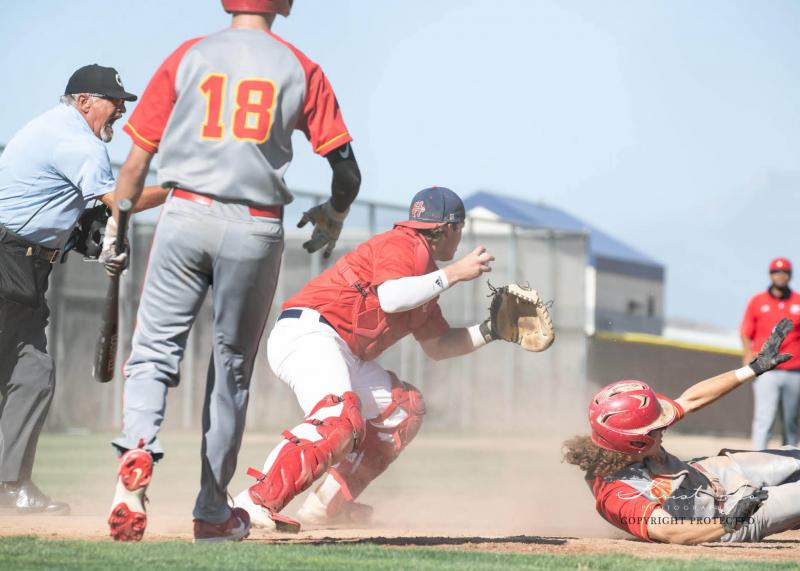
[
  {"left": 315, "top": 374, "right": 425, "bottom": 512},
  {"left": 246, "top": 391, "right": 365, "bottom": 513}
]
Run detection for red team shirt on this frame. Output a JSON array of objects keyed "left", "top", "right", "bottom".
[
  {"left": 284, "top": 226, "right": 450, "bottom": 360},
  {"left": 741, "top": 290, "right": 800, "bottom": 370}
]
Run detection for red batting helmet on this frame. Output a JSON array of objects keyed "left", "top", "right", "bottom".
[
  {"left": 221, "top": 0, "right": 292, "bottom": 16},
  {"left": 588, "top": 380, "right": 680, "bottom": 455},
  {"left": 769, "top": 257, "right": 792, "bottom": 273}
]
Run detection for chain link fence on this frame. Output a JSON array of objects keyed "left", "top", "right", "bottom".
[
  {"left": 0, "top": 144, "right": 589, "bottom": 434},
  {"left": 44, "top": 195, "right": 590, "bottom": 434}
]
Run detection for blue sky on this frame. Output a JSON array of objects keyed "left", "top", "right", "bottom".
[{"left": 2, "top": 1, "right": 799, "bottom": 329}]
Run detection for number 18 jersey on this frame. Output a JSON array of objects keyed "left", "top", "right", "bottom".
[{"left": 123, "top": 27, "right": 352, "bottom": 207}]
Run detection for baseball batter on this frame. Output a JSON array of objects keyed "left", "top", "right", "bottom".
[
  {"left": 231, "top": 186, "right": 553, "bottom": 532},
  {"left": 106, "top": 0, "right": 361, "bottom": 543},
  {"left": 564, "top": 320, "right": 800, "bottom": 544}
]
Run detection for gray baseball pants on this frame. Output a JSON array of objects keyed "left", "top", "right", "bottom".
[
  {"left": 0, "top": 284, "right": 54, "bottom": 483},
  {"left": 696, "top": 447, "right": 800, "bottom": 542},
  {"left": 750, "top": 369, "right": 800, "bottom": 450},
  {"left": 112, "top": 195, "right": 283, "bottom": 523}
]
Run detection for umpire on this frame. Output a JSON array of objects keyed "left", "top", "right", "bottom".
[{"left": 0, "top": 65, "right": 161, "bottom": 515}]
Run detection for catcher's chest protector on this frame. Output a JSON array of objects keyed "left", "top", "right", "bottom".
[{"left": 337, "top": 235, "right": 437, "bottom": 361}]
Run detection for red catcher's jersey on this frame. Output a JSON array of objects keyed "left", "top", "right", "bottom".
[
  {"left": 284, "top": 226, "right": 450, "bottom": 360},
  {"left": 741, "top": 290, "right": 800, "bottom": 370},
  {"left": 123, "top": 27, "right": 351, "bottom": 207}
]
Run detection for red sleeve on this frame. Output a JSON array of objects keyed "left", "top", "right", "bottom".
[
  {"left": 672, "top": 400, "right": 685, "bottom": 422},
  {"left": 740, "top": 296, "right": 757, "bottom": 340},
  {"left": 273, "top": 38, "right": 352, "bottom": 155},
  {"left": 592, "top": 477, "right": 657, "bottom": 541},
  {"left": 123, "top": 37, "right": 204, "bottom": 153},
  {"left": 412, "top": 301, "right": 450, "bottom": 341}
]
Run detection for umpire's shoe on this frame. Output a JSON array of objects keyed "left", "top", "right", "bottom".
[{"left": 0, "top": 480, "right": 70, "bottom": 515}]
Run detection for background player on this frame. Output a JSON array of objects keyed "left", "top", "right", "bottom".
[
  {"left": 106, "top": 0, "right": 361, "bottom": 543},
  {"left": 740, "top": 257, "right": 800, "bottom": 450},
  {"left": 232, "top": 186, "right": 543, "bottom": 531},
  {"left": 564, "top": 319, "right": 800, "bottom": 544}
]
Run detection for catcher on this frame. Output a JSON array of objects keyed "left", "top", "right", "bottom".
[
  {"left": 233, "top": 185, "right": 554, "bottom": 531},
  {"left": 564, "top": 319, "right": 800, "bottom": 544}
]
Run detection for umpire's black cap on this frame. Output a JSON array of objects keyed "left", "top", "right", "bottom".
[{"left": 65, "top": 64, "right": 138, "bottom": 102}]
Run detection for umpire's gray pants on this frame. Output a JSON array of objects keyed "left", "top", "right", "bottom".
[
  {"left": 113, "top": 195, "right": 283, "bottom": 523},
  {"left": 0, "top": 295, "right": 54, "bottom": 483},
  {"left": 696, "top": 447, "right": 800, "bottom": 541},
  {"left": 751, "top": 369, "right": 800, "bottom": 450}
]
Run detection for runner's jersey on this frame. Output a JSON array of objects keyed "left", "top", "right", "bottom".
[
  {"left": 591, "top": 443, "right": 724, "bottom": 541},
  {"left": 123, "top": 27, "right": 351, "bottom": 206}
]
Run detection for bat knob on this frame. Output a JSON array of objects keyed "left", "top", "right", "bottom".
[{"left": 118, "top": 199, "right": 133, "bottom": 213}]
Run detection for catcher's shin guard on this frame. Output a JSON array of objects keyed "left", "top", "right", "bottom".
[
  {"left": 108, "top": 441, "right": 153, "bottom": 542},
  {"left": 244, "top": 392, "right": 365, "bottom": 528},
  {"left": 299, "top": 375, "right": 425, "bottom": 523}
]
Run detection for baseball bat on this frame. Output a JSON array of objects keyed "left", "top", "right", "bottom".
[{"left": 93, "top": 199, "right": 132, "bottom": 383}]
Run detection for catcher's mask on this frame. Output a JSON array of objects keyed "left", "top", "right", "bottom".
[
  {"left": 588, "top": 380, "right": 680, "bottom": 456},
  {"left": 221, "top": 0, "right": 292, "bottom": 16}
]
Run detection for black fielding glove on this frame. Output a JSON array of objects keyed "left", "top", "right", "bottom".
[
  {"left": 721, "top": 488, "right": 768, "bottom": 533},
  {"left": 749, "top": 318, "right": 793, "bottom": 376}
]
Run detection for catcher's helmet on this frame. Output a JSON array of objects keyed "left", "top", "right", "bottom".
[
  {"left": 394, "top": 186, "right": 466, "bottom": 230},
  {"left": 221, "top": 0, "right": 292, "bottom": 16},
  {"left": 588, "top": 380, "right": 680, "bottom": 455}
]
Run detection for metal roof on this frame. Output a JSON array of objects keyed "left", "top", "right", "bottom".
[{"left": 464, "top": 191, "right": 664, "bottom": 280}]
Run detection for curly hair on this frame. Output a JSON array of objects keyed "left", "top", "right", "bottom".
[{"left": 562, "top": 434, "right": 635, "bottom": 480}]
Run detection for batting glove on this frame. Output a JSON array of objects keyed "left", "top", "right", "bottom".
[
  {"left": 297, "top": 200, "right": 348, "bottom": 259},
  {"left": 749, "top": 318, "right": 793, "bottom": 376},
  {"left": 99, "top": 216, "right": 129, "bottom": 277}
]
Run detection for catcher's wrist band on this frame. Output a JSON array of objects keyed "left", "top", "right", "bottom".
[
  {"left": 477, "top": 320, "right": 495, "bottom": 345},
  {"left": 468, "top": 323, "right": 490, "bottom": 348},
  {"left": 735, "top": 366, "right": 756, "bottom": 382}
]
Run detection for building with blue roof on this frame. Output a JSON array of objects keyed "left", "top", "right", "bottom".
[{"left": 464, "top": 191, "right": 665, "bottom": 335}]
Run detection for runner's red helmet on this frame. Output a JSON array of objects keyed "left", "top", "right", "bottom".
[
  {"left": 221, "top": 0, "right": 292, "bottom": 16},
  {"left": 588, "top": 380, "right": 680, "bottom": 455}
]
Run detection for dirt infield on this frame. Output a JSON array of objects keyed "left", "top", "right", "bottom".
[{"left": 2, "top": 431, "right": 800, "bottom": 563}]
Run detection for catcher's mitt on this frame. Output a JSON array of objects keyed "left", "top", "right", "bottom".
[
  {"left": 480, "top": 282, "right": 555, "bottom": 352},
  {"left": 65, "top": 203, "right": 111, "bottom": 259}
]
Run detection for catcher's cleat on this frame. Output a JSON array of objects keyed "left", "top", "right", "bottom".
[
  {"left": 108, "top": 443, "right": 153, "bottom": 542},
  {"left": 232, "top": 489, "right": 301, "bottom": 533},
  {"left": 297, "top": 491, "right": 374, "bottom": 526},
  {"left": 193, "top": 507, "right": 251, "bottom": 544}
]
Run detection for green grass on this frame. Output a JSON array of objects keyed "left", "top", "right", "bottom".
[{"left": 0, "top": 537, "right": 798, "bottom": 571}]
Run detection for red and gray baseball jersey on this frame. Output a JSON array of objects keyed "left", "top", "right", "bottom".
[{"left": 123, "top": 27, "right": 351, "bottom": 206}]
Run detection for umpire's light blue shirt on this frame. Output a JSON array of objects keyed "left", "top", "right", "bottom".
[{"left": 0, "top": 104, "right": 116, "bottom": 249}]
